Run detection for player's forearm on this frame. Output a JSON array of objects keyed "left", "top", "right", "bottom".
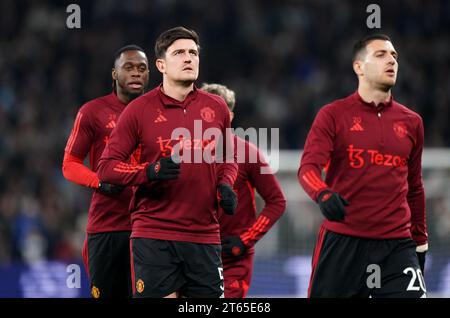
[
  {"left": 411, "top": 223, "right": 428, "bottom": 247},
  {"left": 97, "top": 158, "right": 148, "bottom": 186},
  {"left": 240, "top": 213, "right": 276, "bottom": 247},
  {"left": 253, "top": 172, "right": 287, "bottom": 221},
  {"left": 62, "top": 152, "right": 99, "bottom": 188},
  {"left": 216, "top": 125, "right": 238, "bottom": 186},
  {"left": 408, "top": 183, "right": 425, "bottom": 221},
  {"left": 259, "top": 195, "right": 286, "bottom": 223},
  {"left": 408, "top": 184, "right": 428, "bottom": 246},
  {"left": 243, "top": 188, "right": 286, "bottom": 247},
  {"left": 298, "top": 163, "right": 330, "bottom": 201}
]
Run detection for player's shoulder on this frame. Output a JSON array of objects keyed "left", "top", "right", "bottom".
[
  {"left": 197, "top": 89, "right": 229, "bottom": 113},
  {"left": 133, "top": 87, "right": 159, "bottom": 105},
  {"left": 78, "top": 93, "right": 114, "bottom": 114},
  {"left": 320, "top": 92, "right": 357, "bottom": 114},
  {"left": 392, "top": 100, "right": 423, "bottom": 124},
  {"left": 234, "top": 135, "right": 268, "bottom": 165},
  {"left": 140, "top": 86, "right": 160, "bottom": 102},
  {"left": 234, "top": 134, "right": 253, "bottom": 150},
  {"left": 197, "top": 89, "right": 225, "bottom": 104}
]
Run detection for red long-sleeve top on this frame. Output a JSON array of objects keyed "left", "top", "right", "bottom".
[
  {"left": 298, "top": 91, "right": 427, "bottom": 246},
  {"left": 219, "top": 136, "right": 286, "bottom": 255},
  {"left": 97, "top": 85, "right": 238, "bottom": 244},
  {"left": 62, "top": 93, "right": 133, "bottom": 233}
]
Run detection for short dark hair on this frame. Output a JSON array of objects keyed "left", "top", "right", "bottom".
[
  {"left": 154, "top": 26, "right": 200, "bottom": 59},
  {"left": 352, "top": 34, "right": 392, "bottom": 61},
  {"left": 113, "top": 44, "right": 146, "bottom": 66}
]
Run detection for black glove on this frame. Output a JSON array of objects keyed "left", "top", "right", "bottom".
[
  {"left": 317, "top": 190, "right": 349, "bottom": 222},
  {"left": 217, "top": 184, "right": 237, "bottom": 215},
  {"left": 98, "top": 181, "right": 124, "bottom": 195},
  {"left": 146, "top": 157, "right": 180, "bottom": 181},
  {"left": 417, "top": 251, "right": 426, "bottom": 274},
  {"left": 222, "top": 236, "right": 247, "bottom": 257}
]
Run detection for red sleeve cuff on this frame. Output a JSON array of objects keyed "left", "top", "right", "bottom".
[{"left": 62, "top": 152, "right": 100, "bottom": 188}]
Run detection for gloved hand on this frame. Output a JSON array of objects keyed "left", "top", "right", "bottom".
[
  {"left": 317, "top": 190, "right": 349, "bottom": 222},
  {"left": 146, "top": 157, "right": 180, "bottom": 181},
  {"left": 417, "top": 251, "right": 426, "bottom": 274},
  {"left": 217, "top": 184, "right": 237, "bottom": 215},
  {"left": 98, "top": 181, "right": 124, "bottom": 195},
  {"left": 222, "top": 236, "right": 247, "bottom": 257}
]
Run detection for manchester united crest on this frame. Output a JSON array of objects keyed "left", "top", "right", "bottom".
[
  {"left": 200, "top": 107, "right": 215, "bottom": 123},
  {"left": 91, "top": 285, "right": 100, "bottom": 298},
  {"left": 136, "top": 279, "right": 145, "bottom": 293},
  {"left": 393, "top": 121, "right": 407, "bottom": 138}
]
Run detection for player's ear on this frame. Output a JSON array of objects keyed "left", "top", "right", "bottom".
[
  {"left": 155, "top": 58, "right": 165, "bottom": 73},
  {"left": 112, "top": 68, "right": 117, "bottom": 81},
  {"left": 353, "top": 60, "right": 364, "bottom": 77}
]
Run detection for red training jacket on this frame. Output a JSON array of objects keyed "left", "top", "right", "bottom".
[
  {"left": 63, "top": 92, "right": 133, "bottom": 233},
  {"left": 97, "top": 85, "right": 238, "bottom": 244},
  {"left": 298, "top": 91, "right": 427, "bottom": 246}
]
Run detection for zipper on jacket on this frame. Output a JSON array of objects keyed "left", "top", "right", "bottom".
[{"left": 377, "top": 111, "right": 385, "bottom": 147}]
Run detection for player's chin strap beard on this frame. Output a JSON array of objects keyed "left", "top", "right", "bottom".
[
  {"left": 377, "top": 82, "right": 394, "bottom": 92},
  {"left": 178, "top": 79, "right": 195, "bottom": 88},
  {"left": 127, "top": 91, "right": 143, "bottom": 101},
  {"left": 122, "top": 84, "right": 145, "bottom": 101}
]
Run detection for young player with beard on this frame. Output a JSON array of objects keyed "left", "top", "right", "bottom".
[
  {"left": 97, "top": 27, "right": 238, "bottom": 298},
  {"left": 63, "top": 45, "right": 149, "bottom": 298},
  {"left": 299, "top": 34, "right": 428, "bottom": 298}
]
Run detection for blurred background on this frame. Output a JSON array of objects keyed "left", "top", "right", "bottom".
[{"left": 0, "top": 0, "right": 449, "bottom": 297}]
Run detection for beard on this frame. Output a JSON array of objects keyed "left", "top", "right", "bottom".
[
  {"left": 117, "top": 81, "right": 145, "bottom": 101},
  {"left": 378, "top": 80, "right": 395, "bottom": 92},
  {"left": 175, "top": 75, "right": 197, "bottom": 87},
  {"left": 125, "top": 90, "right": 144, "bottom": 101},
  {"left": 374, "top": 76, "right": 396, "bottom": 92},
  {"left": 177, "top": 80, "right": 195, "bottom": 87}
]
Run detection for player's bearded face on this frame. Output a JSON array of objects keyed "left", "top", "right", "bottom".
[
  {"left": 116, "top": 51, "right": 149, "bottom": 99},
  {"left": 162, "top": 39, "right": 199, "bottom": 84},
  {"left": 362, "top": 40, "right": 398, "bottom": 91}
]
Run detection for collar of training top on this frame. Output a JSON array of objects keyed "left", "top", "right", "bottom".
[
  {"left": 157, "top": 84, "right": 199, "bottom": 108},
  {"left": 110, "top": 91, "right": 127, "bottom": 106},
  {"left": 354, "top": 90, "right": 393, "bottom": 111}
]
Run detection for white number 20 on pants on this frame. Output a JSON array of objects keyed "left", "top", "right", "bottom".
[{"left": 403, "top": 267, "right": 426, "bottom": 295}]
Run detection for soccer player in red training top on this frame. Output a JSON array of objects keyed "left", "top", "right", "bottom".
[
  {"left": 299, "top": 34, "right": 428, "bottom": 298},
  {"left": 97, "top": 27, "right": 238, "bottom": 298},
  {"left": 62, "top": 45, "right": 149, "bottom": 298},
  {"left": 201, "top": 83, "right": 287, "bottom": 298}
]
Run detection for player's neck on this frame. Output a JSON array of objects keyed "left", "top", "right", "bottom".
[
  {"left": 162, "top": 78, "right": 194, "bottom": 102},
  {"left": 357, "top": 83, "right": 391, "bottom": 106},
  {"left": 116, "top": 91, "right": 131, "bottom": 104}
]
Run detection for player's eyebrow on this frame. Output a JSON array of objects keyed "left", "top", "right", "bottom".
[
  {"left": 123, "top": 61, "right": 147, "bottom": 67},
  {"left": 373, "top": 49, "right": 398, "bottom": 59},
  {"left": 374, "top": 49, "right": 387, "bottom": 54},
  {"left": 172, "top": 49, "right": 185, "bottom": 55}
]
